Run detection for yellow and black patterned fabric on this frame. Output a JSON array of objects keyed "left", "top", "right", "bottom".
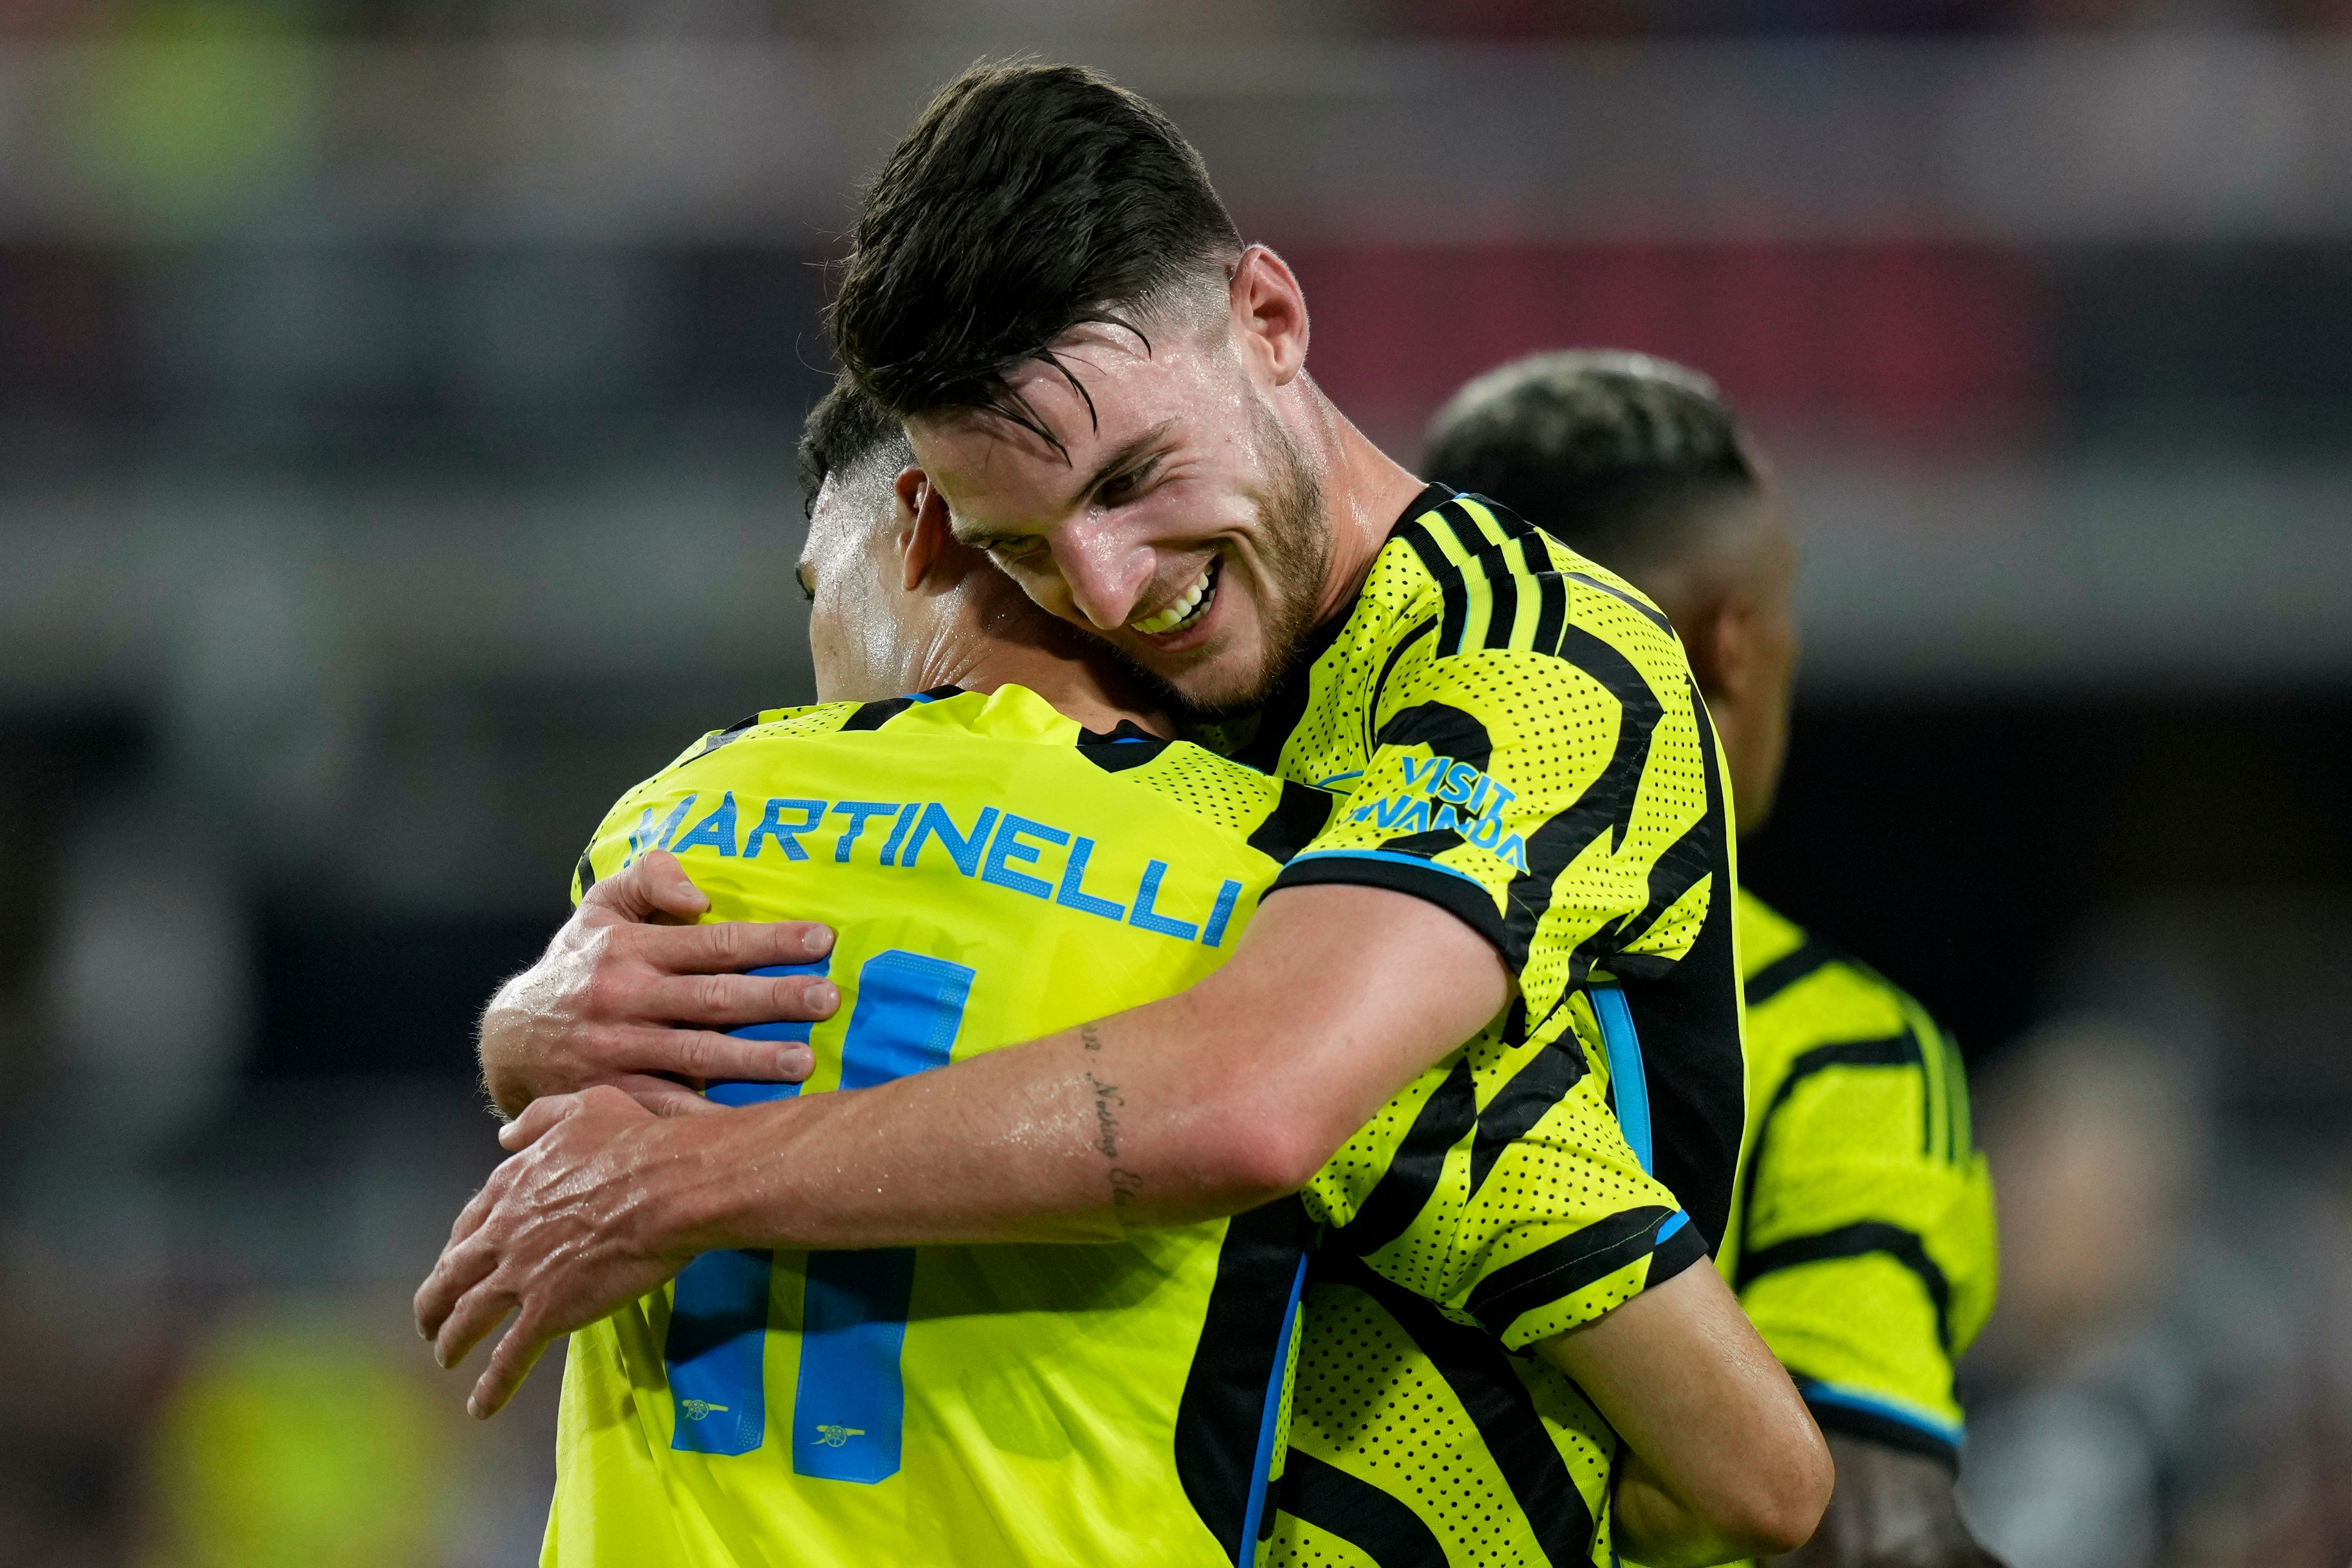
[
  {"left": 1195, "top": 486, "right": 1747, "bottom": 1568},
  {"left": 1721, "top": 890, "right": 1998, "bottom": 1466}
]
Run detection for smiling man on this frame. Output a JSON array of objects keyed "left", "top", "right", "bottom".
[{"left": 425, "top": 63, "right": 1827, "bottom": 1564}]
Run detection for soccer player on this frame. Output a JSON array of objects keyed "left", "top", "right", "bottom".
[
  {"left": 511, "top": 381, "right": 1818, "bottom": 1566},
  {"left": 420, "top": 63, "right": 1831, "bottom": 1561},
  {"left": 1423, "top": 351, "right": 2001, "bottom": 1568}
]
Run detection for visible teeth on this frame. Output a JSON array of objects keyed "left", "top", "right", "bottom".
[{"left": 1129, "top": 561, "right": 1217, "bottom": 635}]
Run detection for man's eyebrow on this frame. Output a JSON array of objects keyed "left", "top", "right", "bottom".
[
  {"left": 1075, "top": 419, "right": 1177, "bottom": 499},
  {"left": 948, "top": 420, "right": 1179, "bottom": 547}
]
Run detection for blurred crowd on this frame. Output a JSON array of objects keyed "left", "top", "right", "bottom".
[{"left": 2, "top": 3, "right": 2350, "bottom": 1566}]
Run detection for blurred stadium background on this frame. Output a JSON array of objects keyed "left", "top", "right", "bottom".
[{"left": 4, "top": 3, "right": 2351, "bottom": 1564}]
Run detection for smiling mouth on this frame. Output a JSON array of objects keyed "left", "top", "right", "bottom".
[{"left": 1128, "top": 557, "right": 1220, "bottom": 637}]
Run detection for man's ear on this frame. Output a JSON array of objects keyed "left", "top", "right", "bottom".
[
  {"left": 1231, "top": 245, "right": 1309, "bottom": 387},
  {"left": 1676, "top": 588, "right": 1749, "bottom": 707},
  {"left": 896, "top": 467, "right": 950, "bottom": 592}
]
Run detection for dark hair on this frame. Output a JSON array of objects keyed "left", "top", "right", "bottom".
[
  {"left": 828, "top": 61, "right": 1241, "bottom": 448},
  {"left": 1422, "top": 351, "right": 1761, "bottom": 570},
  {"left": 796, "top": 377, "right": 913, "bottom": 517}
]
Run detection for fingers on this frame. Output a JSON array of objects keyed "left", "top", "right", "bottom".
[
  {"left": 636, "top": 964, "right": 837, "bottom": 1030},
  {"left": 433, "top": 1265, "right": 518, "bottom": 1370},
  {"left": 471, "top": 1318, "right": 555, "bottom": 1420},
  {"left": 622, "top": 1075, "right": 729, "bottom": 1118},
  {"left": 630, "top": 917, "right": 837, "bottom": 982},
  {"left": 580, "top": 849, "right": 712, "bottom": 924},
  {"left": 497, "top": 1093, "right": 577, "bottom": 1152},
  {"left": 612, "top": 1026, "right": 817, "bottom": 1086},
  {"left": 415, "top": 1228, "right": 501, "bottom": 1344}
]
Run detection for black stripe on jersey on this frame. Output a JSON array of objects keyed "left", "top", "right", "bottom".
[
  {"left": 1278, "top": 1451, "right": 1448, "bottom": 1567},
  {"left": 1800, "top": 1390, "right": 1962, "bottom": 1470},
  {"left": 1612, "top": 682, "right": 1745, "bottom": 1252},
  {"left": 1376, "top": 700, "right": 1494, "bottom": 769},
  {"left": 1246, "top": 780, "right": 1340, "bottom": 866},
  {"left": 1076, "top": 735, "right": 1173, "bottom": 774},
  {"left": 1468, "top": 1039, "right": 1589, "bottom": 1197},
  {"left": 695, "top": 711, "right": 767, "bottom": 758},
  {"left": 573, "top": 848, "right": 597, "bottom": 898},
  {"left": 1459, "top": 497, "right": 1563, "bottom": 654},
  {"left": 840, "top": 685, "right": 965, "bottom": 732},
  {"left": 1737, "top": 1222, "right": 1954, "bottom": 1355},
  {"left": 1732, "top": 1031, "right": 1925, "bottom": 1266},
  {"left": 1320, "top": 1252, "right": 1596, "bottom": 1566},
  {"left": 1501, "top": 626, "right": 1665, "bottom": 966},
  {"left": 841, "top": 696, "right": 918, "bottom": 731},
  {"left": 1393, "top": 496, "right": 1460, "bottom": 581},
  {"left": 1461, "top": 1205, "right": 1701, "bottom": 1340},
  {"left": 1271, "top": 853, "right": 1508, "bottom": 957},
  {"left": 1365, "top": 619, "right": 1438, "bottom": 756},
  {"left": 1611, "top": 693, "right": 1723, "bottom": 970},
  {"left": 1175, "top": 1198, "right": 1318, "bottom": 1565},
  {"left": 1745, "top": 938, "right": 1842, "bottom": 1008},
  {"left": 1331, "top": 1057, "right": 1477, "bottom": 1259},
  {"left": 1566, "top": 571, "right": 1674, "bottom": 636}
]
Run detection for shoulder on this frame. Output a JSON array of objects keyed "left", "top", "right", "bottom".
[
  {"left": 1739, "top": 889, "right": 1950, "bottom": 1069},
  {"left": 1367, "top": 489, "right": 1689, "bottom": 688}
]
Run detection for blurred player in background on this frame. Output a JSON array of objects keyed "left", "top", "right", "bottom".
[
  {"left": 1425, "top": 351, "right": 2001, "bottom": 1568},
  {"left": 443, "top": 379, "right": 1830, "bottom": 1567}
]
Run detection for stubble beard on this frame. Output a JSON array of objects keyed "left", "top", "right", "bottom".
[{"left": 1177, "top": 397, "right": 1331, "bottom": 721}]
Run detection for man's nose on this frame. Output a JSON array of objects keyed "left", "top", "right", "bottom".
[{"left": 1053, "top": 517, "right": 1160, "bottom": 632}]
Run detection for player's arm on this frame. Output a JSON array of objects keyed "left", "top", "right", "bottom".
[
  {"left": 418, "top": 879, "right": 1511, "bottom": 1412},
  {"left": 1536, "top": 1261, "right": 1831, "bottom": 1566}
]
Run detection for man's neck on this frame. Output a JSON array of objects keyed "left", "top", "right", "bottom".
[
  {"left": 920, "top": 638, "right": 1173, "bottom": 739},
  {"left": 1304, "top": 391, "right": 1432, "bottom": 629}
]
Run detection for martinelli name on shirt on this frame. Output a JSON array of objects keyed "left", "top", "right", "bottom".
[{"left": 623, "top": 791, "right": 1244, "bottom": 948}]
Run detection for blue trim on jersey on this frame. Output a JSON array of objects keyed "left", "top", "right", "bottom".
[
  {"left": 1656, "top": 1211, "right": 1691, "bottom": 1245},
  {"left": 1238, "top": 1249, "right": 1311, "bottom": 1561},
  {"left": 1795, "top": 1377, "right": 1965, "bottom": 1446},
  {"left": 791, "top": 951, "right": 975, "bottom": 1484},
  {"left": 1282, "top": 848, "right": 1489, "bottom": 887},
  {"left": 1313, "top": 771, "right": 1365, "bottom": 789},
  {"left": 1590, "top": 982, "right": 1653, "bottom": 1173},
  {"left": 902, "top": 691, "right": 941, "bottom": 704},
  {"left": 668, "top": 960, "right": 828, "bottom": 1454}
]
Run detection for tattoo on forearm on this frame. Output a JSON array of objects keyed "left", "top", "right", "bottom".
[
  {"left": 1085, "top": 1071, "right": 1123, "bottom": 1156},
  {"left": 1080, "top": 1020, "right": 1104, "bottom": 1052},
  {"left": 1084, "top": 1070, "right": 1144, "bottom": 1212}
]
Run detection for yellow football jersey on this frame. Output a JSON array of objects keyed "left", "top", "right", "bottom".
[
  {"left": 1721, "top": 890, "right": 1998, "bottom": 1465},
  {"left": 545, "top": 686, "right": 1328, "bottom": 1568},
  {"left": 1194, "top": 487, "right": 1746, "bottom": 1568}
]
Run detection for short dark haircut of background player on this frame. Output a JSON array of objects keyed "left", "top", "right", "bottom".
[
  {"left": 827, "top": 61, "right": 1242, "bottom": 447},
  {"left": 1423, "top": 351, "right": 1762, "bottom": 566},
  {"left": 796, "top": 378, "right": 912, "bottom": 516}
]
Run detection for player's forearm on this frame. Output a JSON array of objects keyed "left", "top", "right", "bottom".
[
  {"left": 1540, "top": 1263, "right": 1832, "bottom": 1563},
  {"left": 659, "top": 885, "right": 1512, "bottom": 1250},
  {"left": 672, "top": 996, "right": 1300, "bottom": 1248}
]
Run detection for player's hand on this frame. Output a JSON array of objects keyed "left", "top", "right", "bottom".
[
  {"left": 416, "top": 1085, "right": 709, "bottom": 1418},
  {"left": 479, "top": 849, "right": 840, "bottom": 1118}
]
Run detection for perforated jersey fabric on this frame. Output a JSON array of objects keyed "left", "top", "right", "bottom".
[
  {"left": 1721, "top": 890, "right": 1998, "bottom": 1468},
  {"left": 1195, "top": 487, "right": 1746, "bottom": 1568},
  {"left": 550, "top": 686, "right": 1321, "bottom": 1568}
]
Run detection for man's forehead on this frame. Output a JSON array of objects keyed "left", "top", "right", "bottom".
[{"left": 912, "top": 331, "right": 1199, "bottom": 482}]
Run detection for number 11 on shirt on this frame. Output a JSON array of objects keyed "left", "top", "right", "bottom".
[{"left": 665, "top": 949, "right": 976, "bottom": 1483}]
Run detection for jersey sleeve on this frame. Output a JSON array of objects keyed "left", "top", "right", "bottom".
[
  {"left": 1271, "top": 506, "right": 1747, "bottom": 1250},
  {"left": 1732, "top": 975, "right": 1999, "bottom": 1466},
  {"left": 1296, "top": 997, "right": 1709, "bottom": 1352}
]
